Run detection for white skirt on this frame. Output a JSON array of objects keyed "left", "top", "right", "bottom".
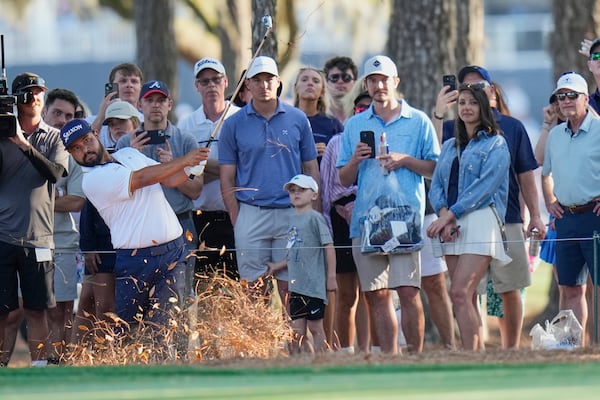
[{"left": 434, "top": 207, "right": 512, "bottom": 268}]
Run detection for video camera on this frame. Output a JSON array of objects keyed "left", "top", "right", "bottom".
[{"left": 0, "top": 34, "right": 18, "bottom": 139}]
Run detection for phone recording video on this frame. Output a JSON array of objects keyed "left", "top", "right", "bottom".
[
  {"left": 360, "top": 130, "right": 376, "bottom": 158},
  {"left": 136, "top": 129, "right": 166, "bottom": 145},
  {"left": 442, "top": 75, "right": 456, "bottom": 93},
  {"left": 104, "top": 82, "right": 119, "bottom": 97}
]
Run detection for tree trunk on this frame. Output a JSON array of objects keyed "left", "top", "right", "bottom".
[
  {"left": 134, "top": 0, "right": 178, "bottom": 101},
  {"left": 218, "top": 0, "right": 252, "bottom": 92},
  {"left": 251, "top": 0, "right": 277, "bottom": 58},
  {"left": 549, "top": 0, "right": 600, "bottom": 83},
  {"left": 386, "top": 0, "right": 483, "bottom": 114},
  {"left": 455, "top": 0, "right": 484, "bottom": 68}
]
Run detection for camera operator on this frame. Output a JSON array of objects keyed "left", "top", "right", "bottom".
[{"left": 0, "top": 72, "right": 69, "bottom": 367}]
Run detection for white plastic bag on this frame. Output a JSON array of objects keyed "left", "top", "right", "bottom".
[{"left": 529, "top": 309, "right": 583, "bottom": 350}]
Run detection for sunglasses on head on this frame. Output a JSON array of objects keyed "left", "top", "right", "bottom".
[
  {"left": 327, "top": 73, "right": 354, "bottom": 83},
  {"left": 459, "top": 81, "right": 489, "bottom": 91},
  {"left": 555, "top": 91, "right": 581, "bottom": 101},
  {"left": 590, "top": 52, "right": 600, "bottom": 61}
]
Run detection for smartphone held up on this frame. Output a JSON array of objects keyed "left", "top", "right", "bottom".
[{"left": 442, "top": 75, "right": 456, "bottom": 93}]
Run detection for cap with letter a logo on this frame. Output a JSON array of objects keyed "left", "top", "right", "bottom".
[{"left": 140, "top": 80, "right": 170, "bottom": 99}]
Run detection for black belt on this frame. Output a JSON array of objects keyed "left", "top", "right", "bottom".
[
  {"left": 333, "top": 194, "right": 356, "bottom": 207},
  {"left": 196, "top": 210, "right": 230, "bottom": 222},
  {"left": 117, "top": 236, "right": 184, "bottom": 257},
  {"left": 176, "top": 211, "right": 193, "bottom": 221},
  {"left": 560, "top": 201, "right": 598, "bottom": 214}
]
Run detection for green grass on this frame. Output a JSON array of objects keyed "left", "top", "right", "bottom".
[{"left": 1, "top": 361, "right": 599, "bottom": 399}]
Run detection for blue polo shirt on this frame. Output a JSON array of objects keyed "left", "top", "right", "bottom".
[
  {"left": 337, "top": 100, "right": 440, "bottom": 238},
  {"left": 442, "top": 109, "right": 537, "bottom": 224},
  {"left": 218, "top": 100, "right": 317, "bottom": 208}
]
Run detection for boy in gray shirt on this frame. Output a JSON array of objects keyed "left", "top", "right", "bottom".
[{"left": 267, "top": 174, "right": 336, "bottom": 353}]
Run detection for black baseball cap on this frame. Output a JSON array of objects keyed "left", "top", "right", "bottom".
[{"left": 11, "top": 72, "right": 48, "bottom": 94}]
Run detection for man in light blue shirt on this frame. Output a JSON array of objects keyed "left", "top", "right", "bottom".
[
  {"left": 542, "top": 72, "right": 600, "bottom": 342},
  {"left": 338, "top": 55, "right": 439, "bottom": 354}
]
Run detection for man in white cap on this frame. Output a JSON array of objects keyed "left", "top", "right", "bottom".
[
  {"left": 178, "top": 57, "right": 240, "bottom": 279},
  {"left": 219, "top": 56, "right": 319, "bottom": 304},
  {"left": 337, "top": 55, "right": 440, "bottom": 354},
  {"left": 542, "top": 72, "right": 600, "bottom": 344}
]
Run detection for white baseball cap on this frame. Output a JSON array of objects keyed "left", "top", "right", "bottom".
[
  {"left": 194, "top": 57, "right": 226, "bottom": 78},
  {"left": 553, "top": 72, "right": 588, "bottom": 95},
  {"left": 283, "top": 174, "right": 319, "bottom": 193},
  {"left": 103, "top": 101, "right": 139, "bottom": 125},
  {"left": 363, "top": 55, "right": 398, "bottom": 78},
  {"left": 247, "top": 56, "right": 279, "bottom": 79}
]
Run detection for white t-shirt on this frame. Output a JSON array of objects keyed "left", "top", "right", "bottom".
[
  {"left": 81, "top": 147, "right": 182, "bottom": 249},
  {"left": 177, "top": 103, "right": 239, "bottom": 211}
]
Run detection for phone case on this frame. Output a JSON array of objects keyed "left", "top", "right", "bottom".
[{"left": 360, "top": 131, "right": 376, "bottom": 158}]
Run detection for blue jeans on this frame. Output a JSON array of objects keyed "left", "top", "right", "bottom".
[{"left": 114, "top": 236, "right": 186, "bottom": 326}]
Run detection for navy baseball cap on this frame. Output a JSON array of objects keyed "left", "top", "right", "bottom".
[
  {"left": 60, "top": 119, "right": 93, "bottom": 149},
  {"left": 11, "top": 72, "right": 48, "bottom": 94},
  {"left": 458, "top": 65, "right": 492, "bottom": 84},
  {"left": 140, "top": 80, "right": 170, "bottom": 99}
]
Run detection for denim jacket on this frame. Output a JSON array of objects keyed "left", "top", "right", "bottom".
[{"left": 429, "top": 130, "right": 510, "bottom": 222}]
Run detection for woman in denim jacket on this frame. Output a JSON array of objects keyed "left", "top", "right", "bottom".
[{"left": 427, "top": 84, "right": 511, "bottom": 350}]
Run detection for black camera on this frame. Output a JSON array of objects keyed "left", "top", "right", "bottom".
[{"left": 0, "top": 35, "right": 18, "bottom": 139}]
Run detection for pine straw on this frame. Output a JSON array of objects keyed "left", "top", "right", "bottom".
[{"left": 65, "top": 274, "right": 293, "bottom": 366}]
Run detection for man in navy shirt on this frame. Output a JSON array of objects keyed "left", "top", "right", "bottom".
[{"left": 432, "top": 66, "right": 546, "bottom": 349}]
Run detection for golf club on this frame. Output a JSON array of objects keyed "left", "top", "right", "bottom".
[{"left": 186, "top": 15, "right": 274, "bottom": 178}]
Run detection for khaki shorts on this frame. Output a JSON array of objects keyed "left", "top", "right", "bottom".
[
  {"left": 488, "top": 223, "right": 531, "bottom": 293},
  {"left": 352, "top": 238, "right": 421, "bottom": 292}
]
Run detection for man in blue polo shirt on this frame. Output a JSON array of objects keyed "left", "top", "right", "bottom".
[
  {"left": 219, "top": 56, "right": 319, "bottom": 304},
  {"left": 432, "top": 65, "right": 546, "bottom": 349},
  {"left": 542, "top": 72, "right": 600, "bottom": 345}
]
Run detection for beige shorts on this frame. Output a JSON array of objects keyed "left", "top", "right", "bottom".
[{"left": 352, "top": 238, "right": 421, "bottom": 292}]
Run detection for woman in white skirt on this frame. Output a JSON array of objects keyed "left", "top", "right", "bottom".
[{"left": 427, "top": 83, "right": 511, "bottom": 351}]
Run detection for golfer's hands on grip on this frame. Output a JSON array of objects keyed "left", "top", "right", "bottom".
[{"left": 183, "top": 147, "right": 210, "bottom": 167}]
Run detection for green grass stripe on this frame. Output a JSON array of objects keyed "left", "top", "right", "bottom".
[{"left": 1, "top": 361, "right": 599, "bottom": 399}]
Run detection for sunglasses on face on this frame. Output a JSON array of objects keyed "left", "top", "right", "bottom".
[
  {"left": 590, "top": 52, "right": 600, "bottom": 61},
  {"left": 555, "top": 91, "right": 581, "bottom": 101},
  {"left": 327, "top": 73, "right": 354, "bottom": 83},
  {"left": 196, "top": 75, "right": 224, "bottom": 86}
]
